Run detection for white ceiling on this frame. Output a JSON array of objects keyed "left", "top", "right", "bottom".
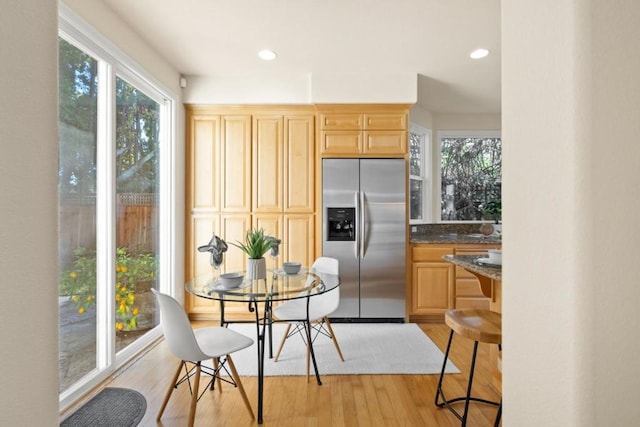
[{"left": 101, "top": 0, "right": 501, "bottom": 114}]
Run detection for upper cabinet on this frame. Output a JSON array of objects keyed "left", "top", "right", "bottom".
[
  {"left": 252, "top": 115, "right": 284, "bottom": 213},
  {"left": 317, "top": 105, "right": 410, "bottom": 156},
  {"left": 283, "top": 115, "right": 315, "bottom": 213},
  {"left": 252, "top": 113, "right": 316, "bottom": 213},
  {"left": 221, "top": 115, "right": 252, "bottom": 212}
]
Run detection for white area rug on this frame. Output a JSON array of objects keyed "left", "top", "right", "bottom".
[{"left": 209, "top": 322, "right": 459, "bottom": 376}]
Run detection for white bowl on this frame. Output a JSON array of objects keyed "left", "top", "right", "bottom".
[
  {"left": 282, "top": 262, "right": 301, "bottom": 275},
  {"left": 487, "top": 249, "right": 502, "bottom": 264},
  {"left": 219, "top": 272, "right": 244, "bottom": 289}
]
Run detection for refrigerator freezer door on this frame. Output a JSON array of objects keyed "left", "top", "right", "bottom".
[
  {"left": 322, "top": 159, "right": 360, "bottom": 318},
  {"left": 359, "top": 159, "right": 406, "bottom": 318}
]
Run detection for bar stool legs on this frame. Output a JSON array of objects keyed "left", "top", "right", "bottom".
[{"left": 435, "top": 329, "right": 502, "bottom": 426}]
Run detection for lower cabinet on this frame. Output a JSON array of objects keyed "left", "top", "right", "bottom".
[
  {"left": 410, "top": 246, "right": 455, "bottom": 321},
  {"left": 454, "top": 247, "right": 497, "bottom": 310},
  {"left": 409, "top": 243, "right": 501, "bottom": 321}
]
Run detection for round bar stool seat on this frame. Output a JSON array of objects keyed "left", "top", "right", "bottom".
[
  {"left": 445, "top": 309, "right": 502, "bottom": 345},
  {"left": 435, "top": 309, "right": 502, "bottom": 426}
]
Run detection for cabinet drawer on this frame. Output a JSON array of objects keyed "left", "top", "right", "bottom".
[
  {"left": 456, "top": 297, "right": 490, "bottom": 310},
  {"left": 456, "top": 278, "right": 486, "bottom": 297},
  {"left": 412, "top": 246, "right": 453, "bottom": 262},
  {"left": 364, "top": 113, "right": 407, "bottom": 130},
  {"left": 320, "top": 113, "right": 362, "bottom": 130}
]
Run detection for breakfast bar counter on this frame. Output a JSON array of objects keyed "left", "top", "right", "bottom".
[
  {"left": 442, "top": 254, "right": 501, "bottom": 299},
  {"left": 443, "top": 254, "right": 503, "bottom": 394}
]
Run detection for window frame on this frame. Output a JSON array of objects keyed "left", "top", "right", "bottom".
[
  {"left": 58, "top": 4, "right": 178, "bottom": 410},
  {"left": 436, "top": 130, "right": 502, "bottom": 223},
  {"left": 409, "top": 123, "right": 432, "bottom": 224}
]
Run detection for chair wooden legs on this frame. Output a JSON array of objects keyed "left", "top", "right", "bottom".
[
  {"left": 323, "top": 317, "right": 345, "bottom": 362},
  {"left": 305, "top": 318, "right": 344, "bottom": 381},
  {"left": 277, "top": 319, "right": 345, "bottom": 381},
  {"left": 212, "top": 357, "right": 222, "bottom": 393},
  {"left": 157, "top": 361, "right": 183, "bottom": 421},
  {"left": 274, "top": 323, "right": 292, "bottom": 361},
  {"left": 226, "top": 355, "right": 255, "bottom": 420},
  {"left": 186, "top": 363, "right": 202, "bottom": 427},
  {"left": 158, "top": 358, "right": 253, "bottom": 425}
]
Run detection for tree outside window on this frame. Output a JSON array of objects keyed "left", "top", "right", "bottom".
[{"left": 440, "top": 134, "right": 501, "bottom": 222}]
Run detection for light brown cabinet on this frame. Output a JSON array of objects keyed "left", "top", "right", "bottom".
[
  {"left": 409, "top": 243, "right": 501, "bottom": 321},
  {"left": 185, "top": 106, "right": 316, "bottom": 318},
  {"left": 454, "top": 246, "right": 500, "bottom": 310},
  {"left": 410, "top": 246, "right": 455, "bottom": 320},
  {"left": 317, "top": 105, "right": 409, "bottom": 156},
  {"left": 221, "top": 115, "right": 252, "bottom": 212}
]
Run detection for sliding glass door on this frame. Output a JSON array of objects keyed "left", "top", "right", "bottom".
[{"left": 58, "top": 11, "right": 176, "bottom": 409}]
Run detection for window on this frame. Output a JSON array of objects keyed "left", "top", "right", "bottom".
[
  {"left": 438, "top": 131, "right": 501, "bottom": 222},
  {"left": 409, "top": 124, "right": 431, "bottom": 223},
  {"left": 58, "top": 5, "right": 177, "bottom": 409}
]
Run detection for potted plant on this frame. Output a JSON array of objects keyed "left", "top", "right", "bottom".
[{"left": 230, "top": 228, "right": 276, "bottom": 279}]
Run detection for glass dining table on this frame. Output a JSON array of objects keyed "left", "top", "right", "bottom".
[{"left": 185, "top": 268, "right": 340, "bottom": 424}]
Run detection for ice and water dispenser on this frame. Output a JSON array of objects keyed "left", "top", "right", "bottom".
[{"left": 326, "top": 208, "right": 356, "bottom": 241}]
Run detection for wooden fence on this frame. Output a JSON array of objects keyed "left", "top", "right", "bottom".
[{"left": 59, "top": 193, "right": 158, "bottom": 267}]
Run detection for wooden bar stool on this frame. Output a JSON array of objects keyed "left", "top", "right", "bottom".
[{"left": 435, "top": 309, "right": 502, "bottom": 426}]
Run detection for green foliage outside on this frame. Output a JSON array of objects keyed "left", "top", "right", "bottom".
[
  {"left": 441, "top": 137, "right": 502, "bottom": 221},
  {"left": 59, "top": 247, "right": 158, "bottom": 331},
  {"left": 58, "top": 37, "right": 160, "bottom": 197}
]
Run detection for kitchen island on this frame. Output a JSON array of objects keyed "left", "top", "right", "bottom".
[{"left": 442, "top": 254, "right": 502, "bottom": 394}]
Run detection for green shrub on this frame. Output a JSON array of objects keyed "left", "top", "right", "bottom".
[{"left": 60, "top": 247, "right": 158, "bottom": 331}]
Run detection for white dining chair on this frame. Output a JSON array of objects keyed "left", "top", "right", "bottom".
[
  {"left": 273, "top": 256, "right": 344, "bottom": 381},
  {"left": 151, "top": 289, "right": 254, "bottom": 426}
]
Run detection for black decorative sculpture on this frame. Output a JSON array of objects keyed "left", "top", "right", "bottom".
[
  {"left": 265, "top": 236, "right": 281, "bottom": 258},
  {"left": 198, "top": 234, "right": 228, "bottom": 277}
]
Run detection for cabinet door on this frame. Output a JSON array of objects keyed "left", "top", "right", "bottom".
[
  {"left": 411, "top": 262, "right": 454, "bottom": 316},
  {"left": 221, "top": 115, "right": 251, "bottom": 212},
  {"left": 284, "top": 115, "right": 314, "bottom": 212},
  {"left": 187, "top": 115, "right": 220, "bottom": 213},
  {"left": 220, "top": 213, "right": 252, "bottom": 273},
  {"left": 185, "top": 214, "right": 220, "bottom": 314},
  {"left": 320, "top": 130, "right": 362, "bottom": 154},
  {"left": 283, "top": 214, "right": 315, "bottom": 266},
  {"left": 252, "top": 115, "right": 283, "bottom": 213},
  {"left": 363, "top": 130, "right": 407, "bottom": 154}
]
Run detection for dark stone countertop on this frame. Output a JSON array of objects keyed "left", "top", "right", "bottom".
[
  {"left": 411, "top": 233, "right": 502, "bottom": 245},
  {"left": 442, "top": 254, "right": 502, "bottom": 281}
]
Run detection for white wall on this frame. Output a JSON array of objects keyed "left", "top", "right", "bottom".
[
  {"left": 183, "top": 72, "right": 417, "bottom": 105},
  {"left": 503, "top": 1, "right": 640, "bottom": 426},
  {"left": 0, "top": 1, "right": 59, "bottom": 425},
  {"left": 409, "top": 104, "right": 434, "bottom": 130},
  {"left": 63, "top": 0, "right": 182, "bottom": 93},
  {"left": 433, "top": 113, "right": 501, "bottom": 132},
  {"left": 0, "top": 2, "right": 183, "bottom": 424}
]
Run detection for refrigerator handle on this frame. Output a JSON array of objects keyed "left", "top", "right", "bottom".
[
  {"left": 360, "top": 191, "right": 365, "bottom": 258},
  {"left": 354, "top": 191, "right": 360, "bottom": 259},
  {"left": 353, "top": 191, "right": 361, "bottom": 259}
]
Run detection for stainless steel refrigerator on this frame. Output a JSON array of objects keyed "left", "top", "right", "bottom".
[{"left": 322, "top": 158, "right": 406, "bottom": 320}]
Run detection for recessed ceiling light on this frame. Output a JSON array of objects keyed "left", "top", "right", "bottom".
[
  {"left": 258, "top": 49, "right": 277, "bottom": 61},
  {"left": 470, "top": 48, "right": 490, "bottom": 59}
]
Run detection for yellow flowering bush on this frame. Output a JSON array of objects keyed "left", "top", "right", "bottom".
[{"left": 60, "top": 247, "right": 158, "bottom": 331}]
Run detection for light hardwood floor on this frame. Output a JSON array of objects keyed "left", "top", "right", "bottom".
[{"left": 106, "top": 322, "right": 501, "bottom": 426}]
